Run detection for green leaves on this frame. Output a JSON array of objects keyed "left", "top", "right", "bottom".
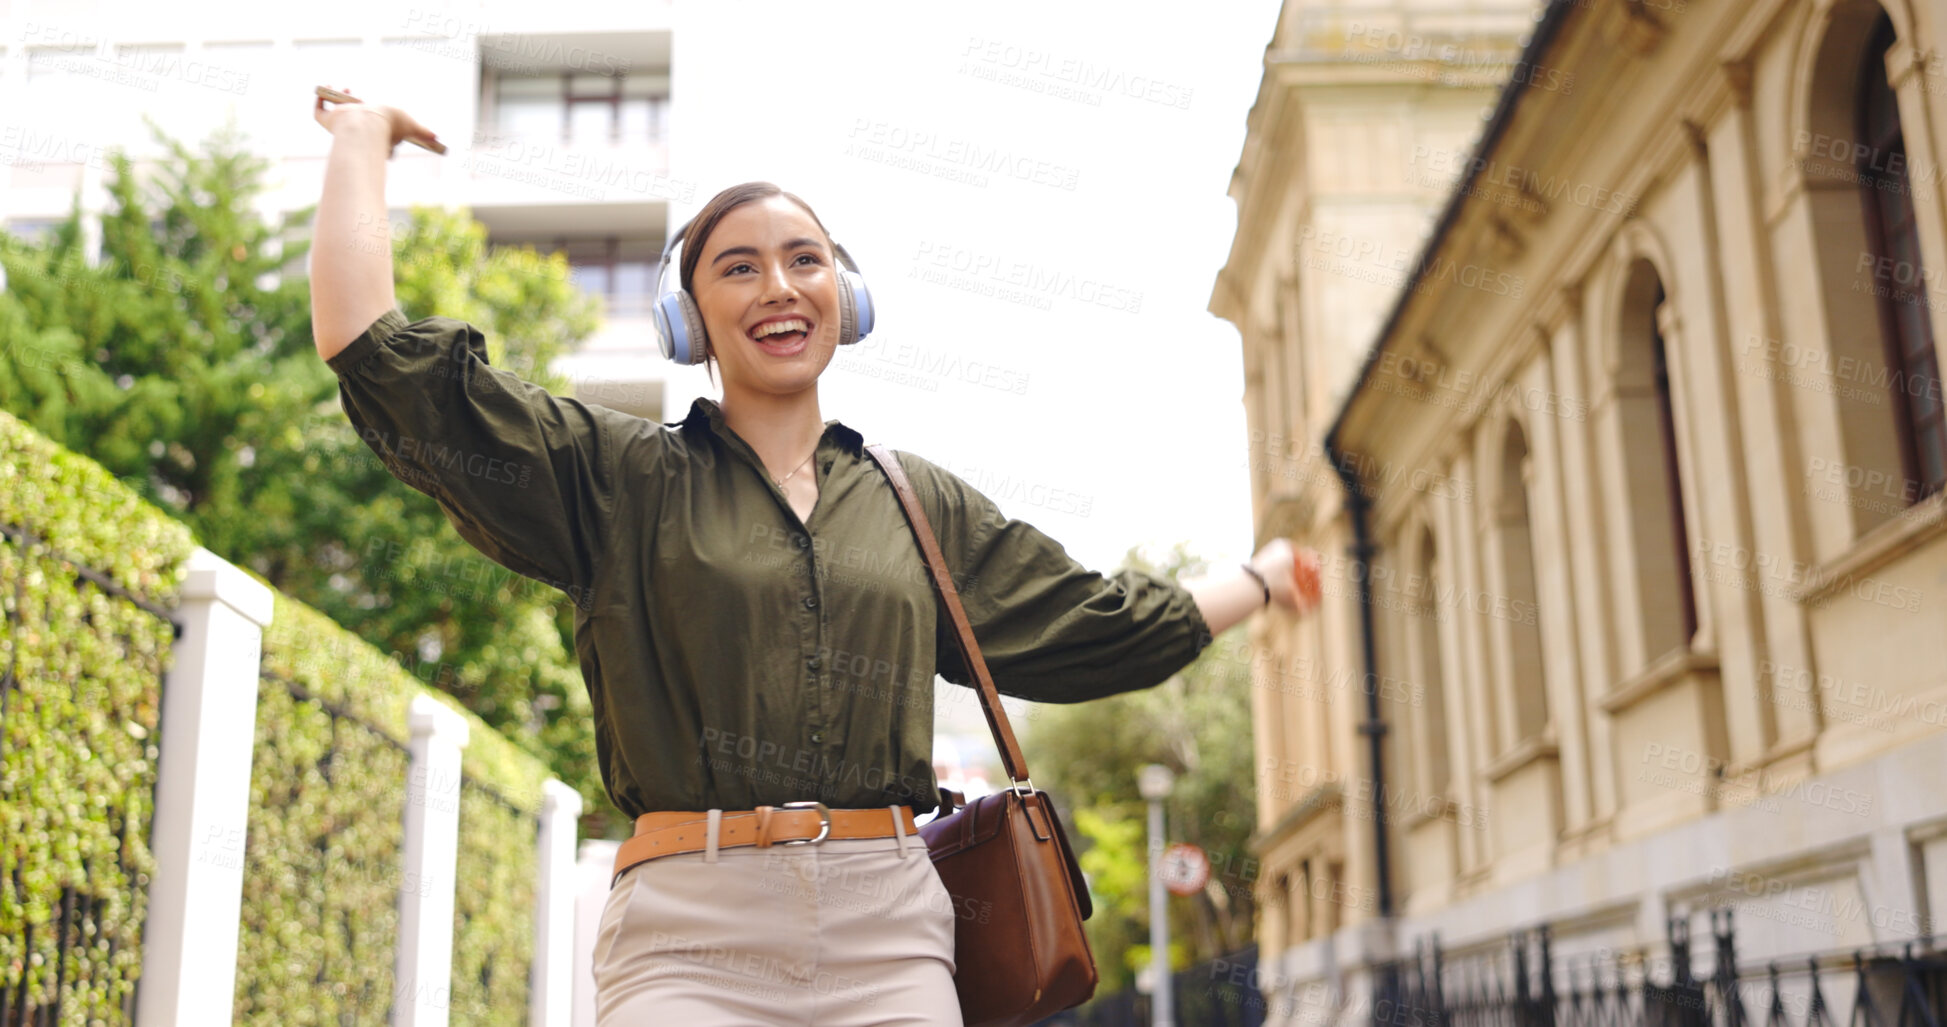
[
  {"left": 1021, "top": 543, "right": 1262, "bottom": 997},
  {"left": 0, "top": 118, "right": 614, "bottom": 839},
  {"left": 0, "top": 411, "right": 190, "bottom": 1021},
  {"left": 0, "top": 113, "right": 581, "bottom": 1023}
]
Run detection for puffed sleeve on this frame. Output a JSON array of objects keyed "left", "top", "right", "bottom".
[
  {"left": 895, "top": 451, "right": 1215, "bottom": 703},
  {"left": 326, "top": 308, "right": 630, "bottom": 609}
]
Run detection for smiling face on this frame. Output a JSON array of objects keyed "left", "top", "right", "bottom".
[{"left": 690, "top": 195, "right": 843, "bottom": 399}]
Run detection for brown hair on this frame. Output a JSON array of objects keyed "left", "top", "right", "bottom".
[{"left": 677, "top": 181, "right": 835, "bottom": 386}]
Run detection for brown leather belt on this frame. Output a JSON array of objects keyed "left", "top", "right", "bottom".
[{"left": 611, "top": 803, "right": 920, "bottom": 888}]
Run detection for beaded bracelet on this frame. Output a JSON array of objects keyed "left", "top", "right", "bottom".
[{"left": 1239, "top": 563, "right": 1271, "bottom": 607}]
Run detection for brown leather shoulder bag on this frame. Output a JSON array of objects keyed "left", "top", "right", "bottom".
[{"left": 863, "top": 443, "right": 1099, "bottom": 1027}]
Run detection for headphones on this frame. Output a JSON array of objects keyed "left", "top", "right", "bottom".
[{"left": 652, "top": 215, "right": 877, "bottom": 365}]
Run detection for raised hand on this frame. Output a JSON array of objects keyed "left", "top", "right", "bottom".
[
  {"left": 1249, "top": 537, "right": 1324, "bottom": 614},
  {"left": 313, "top": 86, "right": 443, "bottom": 155}
]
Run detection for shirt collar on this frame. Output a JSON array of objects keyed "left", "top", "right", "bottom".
[{"left": 676, "top": 396, "right": 865, "bottom": 456}]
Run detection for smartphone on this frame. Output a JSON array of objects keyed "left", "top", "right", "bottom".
[{"left": 315, "top": 85, "right": 447, "bottom": 154}]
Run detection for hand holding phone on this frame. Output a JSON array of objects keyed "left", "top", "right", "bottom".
[{"left": 314, "top": 85, "right": 446, "bottom": 154}]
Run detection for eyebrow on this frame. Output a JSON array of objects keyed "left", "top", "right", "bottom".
[{"left": 709, "top": 238, "right": 827, "bottom": 267}]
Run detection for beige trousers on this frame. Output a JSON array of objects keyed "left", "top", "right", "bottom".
[{"left": 591, "top": 809, "right": 962, "bottom": 1026}]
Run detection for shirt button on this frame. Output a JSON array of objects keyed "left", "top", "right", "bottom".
[
  {"left": 794, "top": 534, "right": 810, "bottom": 550},
  {"left": 803, "top": 595, "right": 818, "bottom": 609},
  {"left": 806, "top": 655, "right": 821, "bottom": 671},
  {"left": 810, "top": 732, "right": 824, "bottom": 744}
]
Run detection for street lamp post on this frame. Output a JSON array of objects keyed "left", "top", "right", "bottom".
[{"left": 1138, "top": 763, "right": 1176, "bottom": 1027}]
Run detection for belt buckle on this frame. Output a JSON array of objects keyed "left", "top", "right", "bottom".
[{"left": 777, "top": 801, "right": 831, "bottom": 845}]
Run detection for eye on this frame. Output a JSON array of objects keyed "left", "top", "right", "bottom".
[
  {"left": 725, "top": 262, "right": 754, "bottom": 276},
  {"left": 794, "top": 253, "right": 823, "bottom": 266}
]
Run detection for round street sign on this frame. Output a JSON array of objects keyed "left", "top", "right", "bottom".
[{"left": 1159, "top": 843, "right": 1210, "bottom": 896}]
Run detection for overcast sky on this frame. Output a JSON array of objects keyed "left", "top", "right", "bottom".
[{"left": 666, "top": 0, "right": 1283, "bottom": 576}]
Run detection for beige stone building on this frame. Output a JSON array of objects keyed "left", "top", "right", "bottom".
[{"left": 1213, "top": 0, "right": 1947, "bottom": 1022}]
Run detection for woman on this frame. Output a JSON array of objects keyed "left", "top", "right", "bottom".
[{"left": 310, "top": 93, "right": 1323, "bottom": 1025}]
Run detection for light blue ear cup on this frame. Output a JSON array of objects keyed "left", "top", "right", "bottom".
[{"left": 653, "top": 218, "right": 877, "bottom": 365}]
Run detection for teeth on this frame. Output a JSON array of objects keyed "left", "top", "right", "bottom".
[{"left": 753, "top": 319, "right": 809, "bottom": 340}]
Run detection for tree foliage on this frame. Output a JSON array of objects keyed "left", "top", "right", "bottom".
[
  {"left": 0, "top": 121, "right": 625, "bottom": 836},
  {"left": 1021, "top": 542, "right": 1262, "bottom": 996}
]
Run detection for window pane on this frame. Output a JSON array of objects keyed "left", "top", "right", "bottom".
[
  {"left": 569, "top": 101, "right": 613, "bottom": 145},
  {"left": 499, "top": 97, "right": 561, "bottom": 140},
  {"left": 571, "top": 263, "right": 611, "bottom": 296},
  {"left": 613, "top": 257, "right": 653, "bottom": 316},
  {"left": 619, "top": 99, "right": 653, "bottom": 144}
]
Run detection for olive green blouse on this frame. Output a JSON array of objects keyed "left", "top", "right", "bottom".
[{"left": 327, "top": 308, "right": 1215, "bottom": 820}]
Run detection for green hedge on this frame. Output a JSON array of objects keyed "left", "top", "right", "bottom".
[
  {"left": 450, "top": 781, "right": 539, "bottom": 1022},
  {"left": 0, "top": 408, "right": 560, "bottom": 1026},
  {"left": 238, "top": 583, "right": 553, "bottom": 1025},
  {"left": 0, "top": 409, "right": 193, "bottom": 1025}
]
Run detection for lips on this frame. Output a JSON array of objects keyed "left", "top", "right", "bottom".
[
  {"left": 748, "top": 316, "right": 812, "bottom": 343},
  {"left": 746, "top": 315, "right": 813, "bottom": 359}
]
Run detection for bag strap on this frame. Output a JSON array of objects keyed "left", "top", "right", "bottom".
[{"left": 862, "top": 443, "right": 1031, "bottom": 787}]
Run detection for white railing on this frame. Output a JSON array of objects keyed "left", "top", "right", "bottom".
[{"left": 135, "top": 545, "right": 583, "bottom": 1027}]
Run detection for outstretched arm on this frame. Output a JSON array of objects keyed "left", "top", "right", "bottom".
[
  {"left": 1184, "top": 538, "right": 1323, "bottom": 637},
  {"left": 307, "top": 89, "right": 629, "bottom": 606},
  {"left": 309, "top": 89, "right": 440, "bottom": 357}
]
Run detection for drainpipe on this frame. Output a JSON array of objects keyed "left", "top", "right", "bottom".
[{"left": 1325, "top": 433, "right": 1394, "bottom": 921}]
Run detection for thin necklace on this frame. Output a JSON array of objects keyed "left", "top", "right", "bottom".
[{"left": 771, "top": 450, "right": 816, "bottom": 490}]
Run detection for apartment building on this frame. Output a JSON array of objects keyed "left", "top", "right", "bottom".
[{"left": 0, "top": 0, "right": 680, "bottom": 421}]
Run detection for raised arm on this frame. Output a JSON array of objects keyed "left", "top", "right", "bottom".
[
  {"left": 310, "top": 90, "right": 440, "bottom": 357},
  {"left": 305, "top": 90, "right": 637, "bottom": 609}
]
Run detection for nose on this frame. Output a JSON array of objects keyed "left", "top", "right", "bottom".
[{"left": 759, "top": 259, "right": 799, "bottom": 306}]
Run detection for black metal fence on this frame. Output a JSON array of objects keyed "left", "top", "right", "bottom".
[
  {"left": 1375, "top": 911, "right": 1945, "bottom": 1027},
  {"left": 0, "top": 523, "right": 180, "bottom": 1026},
  {"left": 1040, "top": 945, "right": 1268, "bottom": 1027}
]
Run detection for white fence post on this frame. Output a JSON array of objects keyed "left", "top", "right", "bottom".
[
  {"left": 137, "top": 546, "right": 275, "bottom": 1027},
  {"left": 572, "top": 839, "right": 623, "bottom": 1027},
  {"left": 531, "top": 779, "right": 584, "bottom": 1027},
  {"left": 393, "top": 693, "right": 470, "bottom": 1027}
]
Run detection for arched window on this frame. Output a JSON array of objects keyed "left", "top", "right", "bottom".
[
  {"left": 1492, "top": 419, "right": 1550, "bottom": 748},
  {"left": 1614, "top": 259, "right": 1698, "bottom": 663},
  {"left": 1408, "top": 526, "right": 1451, "bottom": 796},
  {"left": 1857, "top": 11, "right": 1947, "bottom": 501},
  {"left": 1649, "top": 279, "right": 1699, "bottom": 639}
]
